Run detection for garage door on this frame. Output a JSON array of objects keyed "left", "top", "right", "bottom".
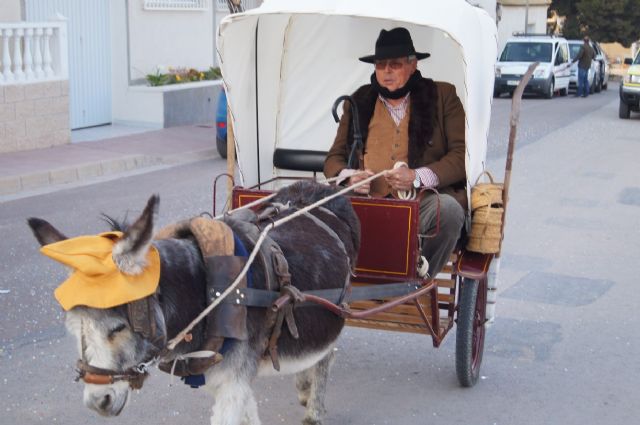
[{"left": 26, "top": 0, "right": 111, "bottom": 130}]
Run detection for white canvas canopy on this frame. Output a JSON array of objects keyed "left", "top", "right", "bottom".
[{"left": 217, "top": 0, "right": 497, "bottom": 194}]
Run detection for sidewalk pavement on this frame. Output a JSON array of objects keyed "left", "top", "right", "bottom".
[{"left": 0, "top": 125, "right": 218, "bottom": 199}]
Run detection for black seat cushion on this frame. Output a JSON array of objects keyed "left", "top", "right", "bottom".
[{"left": 272, "top": 149, "right": 327, "bottom": 173}]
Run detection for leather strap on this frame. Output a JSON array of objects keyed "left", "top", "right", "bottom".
[{"left": 209, "top": 282, "right": 423, "bottom": 307}]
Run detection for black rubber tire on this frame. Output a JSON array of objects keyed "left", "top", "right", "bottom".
[
  {"left": 455, "top": 278, "right": 487, "bottom": 387},
  {"left": 559, "top": 87, "right": 568, "bottom": 97},
  {"left": 544, "top": 78, "right": 554, "bottom": 99},
  {"left": 216, "top": 136, "right": 228, "bottom": 159},
  {"left": 493, "top": 89, "right": 500, "bottom": 98},
  {"left": 595, "top": 77, "right": 602, "bottom": 93},
  {"left": 619, "top": 100, "right": 631, "bottom": 119}
]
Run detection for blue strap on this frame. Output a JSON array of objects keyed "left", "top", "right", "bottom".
[
  {"left": 182, "top": 374, "right": 206, "bottom": 388},
  {"left": 233, "top": 232, "right": 253, "bottom": 289}
]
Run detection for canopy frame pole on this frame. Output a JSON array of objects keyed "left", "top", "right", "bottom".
[{"left": 254, "top": 19, "right": 261, "bottom": 188}]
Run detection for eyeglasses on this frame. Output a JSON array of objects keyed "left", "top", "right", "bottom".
[{"left": 374, "top": 59, "right": 408, "bottom": 70}]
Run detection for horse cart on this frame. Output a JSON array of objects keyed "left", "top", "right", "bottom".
[
  {"left": 215, "top": 0, "right": 530, "bottom": 387},
  {"left": 25, "top": 1, "right": 538, "bottom": 422}
]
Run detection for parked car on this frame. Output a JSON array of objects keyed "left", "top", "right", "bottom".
[
  {"left": 619, "top": 50, "right": 640, "bottom": 119},
  {"left": 216, "top": 89, "right": 228, "bottom": 159},
  {"left": 592, "top": 40, "right": 610, "bottom": 91},
  {"left": 568, "top": 40, "right": 598, "bottom": 94},
  {"left": 494, "top": 34, "right": 571, "bottom": 99}
]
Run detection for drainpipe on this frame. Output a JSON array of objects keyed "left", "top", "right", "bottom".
[{"left": 524, "top": 0, "right": 529, "bottom": 34}]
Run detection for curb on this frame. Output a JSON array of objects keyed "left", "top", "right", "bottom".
[{"left": 0, "top": 148, "right": 217, "bottom": 198}]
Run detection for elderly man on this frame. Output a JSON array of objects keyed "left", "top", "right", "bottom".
[{"left": 324, "top": 27, "right": 467, "bottom": 277}]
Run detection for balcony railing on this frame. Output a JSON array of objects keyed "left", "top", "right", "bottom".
[
  {"left": 144, "top": 0, "right": 208, "bottom": 10},
  {"left": 0, "top": 20, "right": 68, "bottom": 85}
]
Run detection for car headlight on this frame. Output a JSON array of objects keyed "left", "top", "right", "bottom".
[
  {"left": 534, "top": 68, "right": 546, "bottom": 78},
  {"left": 495, "top": 67, "right": 501, "bottom": 78},
  {"left": 630, "top": 75, "right": 640, "bottom": 84}
]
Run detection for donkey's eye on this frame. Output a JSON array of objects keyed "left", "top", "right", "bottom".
[{"left": 107, "top": 324, "right": 127, "bottom": 339}]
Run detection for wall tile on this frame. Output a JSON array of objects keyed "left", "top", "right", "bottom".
[
  {"left": 4, "top": 85, "right": 25, "bottom": 103},
  {"left": 0, "top": 103, "right": 16, "bottom": 123}
]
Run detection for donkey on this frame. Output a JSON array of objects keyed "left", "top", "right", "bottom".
[{"left": 28, "top": 181, "right": 361, "bottom": 425}]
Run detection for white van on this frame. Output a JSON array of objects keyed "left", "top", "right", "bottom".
[{"left": 494, "top": 34, "right": 571, "bottom": 99}]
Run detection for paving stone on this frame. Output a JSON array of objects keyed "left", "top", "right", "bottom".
[
  {"left": 0, "top": 177, "right": 21, "bottom": 195},
  {"left": 50, "top": 168, "right": 77, "bottom": 185},
  {"left": 76, "top": 163, "right": 103, "bottom": 180},
  {"left": 20, "top": 172, "right": 50, "bottom": 191},
  {"left": 486, "top": 317, "right": 562, "bottom": 362},
  {"left": 501, "top": 271, "right": 614, "bottom": 307}
]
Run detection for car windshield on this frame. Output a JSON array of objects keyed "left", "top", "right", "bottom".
[
  {"left": 569, "top": 43, "right": 582, "bottom": 60},
  {"left": 500, "top": 42, "right": 552, "bottom": 62},
  {"left": 635, "top": 53, "right": 640, "bottom": 65}
]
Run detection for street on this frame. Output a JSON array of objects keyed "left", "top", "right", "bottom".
[{"left": 1, "top": 83, "right": 639, "bottom": 424}]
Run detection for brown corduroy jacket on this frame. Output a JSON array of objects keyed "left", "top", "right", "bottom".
[{"left": 324, "top": 77, "right": 467, "bottom": 209}]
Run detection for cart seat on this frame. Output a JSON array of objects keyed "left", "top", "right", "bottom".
[{"left": 273, "top": 148, "right": 327, "bottom": 173}]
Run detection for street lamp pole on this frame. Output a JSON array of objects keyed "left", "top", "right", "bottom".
[{"left": 524, "top": 0, "right": 530, "bottom": 34}]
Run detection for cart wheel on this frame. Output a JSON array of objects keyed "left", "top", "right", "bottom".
[{"left": 455, "top": 277, "right": 487, "bottom": 387}]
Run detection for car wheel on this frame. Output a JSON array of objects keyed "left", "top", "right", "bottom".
[
  {"left": 560, "top": 87, "right": 568, "bottom": 97},
  {"left": 602, "top": 79, "right": 608, "bottom": 90},
  {"left": 216, "top": 136, "right": 228, "bottom": 159},
  {"left": 619, "top": 100, "right": 631, "bottom": 119},
  {"left": 544, "top": 78, "right": 554, "bottom": 99},
  {"left": 595, "top": 77, "right": 602, "bottom": 93},
  {"left": 493, "top": 89, "right": 500, "bottom": 98}
]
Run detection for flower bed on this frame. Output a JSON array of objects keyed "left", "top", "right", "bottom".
[{"left": 146, "top": 66, "right": 222, "bottom": 86}]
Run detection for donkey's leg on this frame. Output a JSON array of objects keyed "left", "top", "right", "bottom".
[
  {"left": 295, "top": 368, "right": 312, "bottom": 407},
  {"left": 209, "top": 378, "right": 260, "bottom": 425},
  {"left": 301, "top": 349, "right": 336, "bottom": 425},
  {"left": 241, "top": 391, "right": 260, "bottom": 425},
  {"left": 208, "top": 343, "right": 261, "bottom": 425}
]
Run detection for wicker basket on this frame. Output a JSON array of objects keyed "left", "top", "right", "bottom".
[
  {"left": 466, "top": 204, "right": 504, "bottom": 254},
  {"left": 470, "top": 171, "right": 504, "bottom": 211}
]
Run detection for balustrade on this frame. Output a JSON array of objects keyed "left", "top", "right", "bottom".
[{"left": 0, "top": 20, "right": 68, "bottom": 85}]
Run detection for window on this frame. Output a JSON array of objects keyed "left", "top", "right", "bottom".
[
  {"left": 500, "top": 42, "right": 552, "bottom": 62},
  {"left": 144, "top": 0, "right": 208, "bottom": 11},
  {"left": 569, "top": 43, "right": 582, "bottom": 60}
]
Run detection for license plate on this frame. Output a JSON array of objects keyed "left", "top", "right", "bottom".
[{"left": 507, "top": 80, "right": 519, "bottom": 86}]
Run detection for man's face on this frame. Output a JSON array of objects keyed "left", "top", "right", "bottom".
[{"left": 374, "top": 56, "right": 417, "bottom": 92}]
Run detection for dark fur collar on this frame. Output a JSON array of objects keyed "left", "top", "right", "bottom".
[{"left": 347, "top": 77, "right": 438, "bottom": 169}]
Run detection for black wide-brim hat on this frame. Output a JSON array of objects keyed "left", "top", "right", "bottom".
[{"left": 359, "top": 27, "right": 430, "bottom": 63}]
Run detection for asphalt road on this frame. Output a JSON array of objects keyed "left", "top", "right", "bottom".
[{"left": 1, "top": 83, "right": 638, "bottom": 425}]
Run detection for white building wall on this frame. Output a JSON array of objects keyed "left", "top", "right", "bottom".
[
  {"left": 497, "top": 5, "right": 549, "bottom": 55},
  {"left": 110, "top": 1, "right": 162, "bottom": 127},
  {"left": 0, "top": 0, "right": 22, "bottom": 21},
  {"left": 467, "top": 0, "right": 497, "bottom": 21},
  {"left": 127, "top": 2, "right": 215, "bottom": 80},
  {"left": 110, "top": 1, "right": 217, "bottom": 127}
]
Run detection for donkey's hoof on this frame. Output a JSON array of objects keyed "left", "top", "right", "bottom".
[
  {"left": 302, "top": 418, "right": 322, "bottom": 425},
  {"left": 297, "top": 394, "right": 309, "bottom": 407}
]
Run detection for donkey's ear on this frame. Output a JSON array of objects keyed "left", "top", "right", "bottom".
[
  {"left": 112, "top": 195, "right": 159, "bottom": 275},
  {"left": 27, "top": 218, "right": 68, "bottom": 246}
]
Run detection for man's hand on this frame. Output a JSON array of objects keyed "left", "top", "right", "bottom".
[
  {"left": 385, "top": 165, "right": 415, "bottom": 191},
  {"left": 348, "top": 169, "right": 374, "bottom": 195}
]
